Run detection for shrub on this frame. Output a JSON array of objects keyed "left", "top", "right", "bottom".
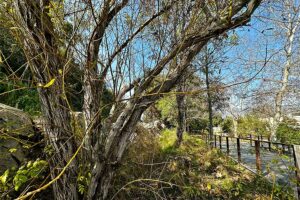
[{"left": 276, "top": 123, "right": 300, "bottom": 144}]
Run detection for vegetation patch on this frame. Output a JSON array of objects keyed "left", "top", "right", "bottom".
[{"left": 113, "top": 129, "right": 295, "bottom": 199}]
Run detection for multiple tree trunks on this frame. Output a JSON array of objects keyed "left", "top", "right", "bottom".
[{"left": 9, "top": 0, "right": 262, "bottom": 199}]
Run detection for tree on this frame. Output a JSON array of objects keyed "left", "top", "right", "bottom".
[
  {"left": 0, "top": 0, "right": 261, "bottom": 199},
  {"left": 237, "top": 114, "right": 270, "bottom": 137},
  {"left": 268, "top": 0, "right": 300, "bottom": 141}
]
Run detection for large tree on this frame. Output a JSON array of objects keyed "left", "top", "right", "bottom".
[
  {"left": 269, "top": 0, "right": 300, "bottom": 141},
  {"left": 0, "top": 0, "right": 261, "bottom": 199}
]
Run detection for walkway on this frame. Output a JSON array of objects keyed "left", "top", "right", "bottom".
[{"left": 214, "top": 137, "right": 298, "bottom": 195}]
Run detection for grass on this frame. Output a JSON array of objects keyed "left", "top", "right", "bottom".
[{"left": 113, "top": 128, "right": 295, "bottom": 199}]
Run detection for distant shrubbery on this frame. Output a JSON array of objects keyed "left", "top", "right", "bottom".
[
  {"left": 221, "top": 117, "right": 234, "bottom": 134},
  {"left": 237, "top": 115, "right": 270, "bottom": 137},
  {"left": 276, "top": 121, "right": 300, "bottom": 144}
]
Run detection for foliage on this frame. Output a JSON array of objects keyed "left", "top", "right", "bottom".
[
  {"left": 0, "top": 77, "right": 41, "bottom": 115},
  {"left": 221, "top": 117, "right": 234, "bottom": 134},
  {"left": 237, "top": 115, "right": 270, "bottom": 137},
  {"left": 0, "top": 27, "right": 41, "bottom": 115},
  {"left": 188, "top": 115, "right": 226, "bottom": 133},
  {"left": 0, "top": 159, "right": 49, "bottom": 199},
  {"left": 276, "top": 121, "right": 300, "bottom": 144},
  {"left": 212, "top": 114, "right": 223, "bottom": 127},
  {"left": 112, "top": 129, "right": 292, "bottom": 199},
  {"left": 188, "top": 118, "right": 209, "bottom": 133},
  {"left": 13, "top": 159, "right": 48, "bottom": 191},
  {"left": 0, "top": 27, "right": 26, "bottom": 76},
  {"left": 156, "top": 95, "right": 177, "bottom": 126}
]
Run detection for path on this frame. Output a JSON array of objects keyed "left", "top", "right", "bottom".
[{"left": 215, "top": 137, "right": 296, "bottom": 191}]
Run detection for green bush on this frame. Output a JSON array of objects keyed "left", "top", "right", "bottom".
[
  {"left": 221, "top": 117, "right": 233, "bottom": 134},
  {"left": 276, "top": 123, "right": 300, "bottom": 144},
  {"left": 237, "top": 115, "right": 270, "bottom": 137},
  {"left": 188, "top": 118, "right": 209, "bottom": 133}
]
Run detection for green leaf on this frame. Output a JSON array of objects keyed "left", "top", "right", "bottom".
[
  {"left": 13, "top": 174, "right": 28, "bottom": 191},
  {"left": 0, "top": 170, "right": 9, "bottom": 185}
]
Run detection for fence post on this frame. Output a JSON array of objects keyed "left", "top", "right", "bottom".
[
  {"left": 226, "top": 136, "right": 230, "bottom": 154},
  {"left": 219, "top": 135, "right": 222, "bottom": 149},
  {"left": 268, "top": 136, "right": 271, "bottom": 151},
  {"left": 237, "top": 137, "right": 241, "bottom": 162},
  {"left": 282, "top": 144, "right": 285, "bottom": 153},
  {"left": 250, "top": 134, "right": 252, "bottom": 147},
  {"left": 292, "top": 145, "right": 300, "bottom": 199},
  {"left": 255, "top": 140, "right": 262, "bottom": 172},
  {"left": 214, "top": 135, "right": 217, "bottom": 147}
]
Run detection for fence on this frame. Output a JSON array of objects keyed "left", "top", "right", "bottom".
[{"left": 203, "top": 134, "right": 300, "bottom": 199}]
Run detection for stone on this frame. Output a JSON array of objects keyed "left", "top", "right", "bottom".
[{"left": 0, "top": 103, "right": 36, "bottom": 173}]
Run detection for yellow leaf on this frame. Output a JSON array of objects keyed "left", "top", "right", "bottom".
[
  {"left": 0, "top": 170, "right": 9, "bottom": 184},
  {"left": 9, "top": 148, "right": 17, "bottom": 153},
  {"left": 58, "top": 69, "right": 63, "bottom": 75},
  {"left": 207, "top": 183, "right": 211, "bottom": 191},
  {"left": 43, "top": 78, "right": 55, "bottom": 88},
  {"left": 9, "top": 27, "right": 19, "bottom": 30}
]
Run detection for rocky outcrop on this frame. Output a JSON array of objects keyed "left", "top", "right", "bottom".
[{"left": 0, "top": 103, "right": 43, "bottom": 173}]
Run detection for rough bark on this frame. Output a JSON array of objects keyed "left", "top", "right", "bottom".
[
  {"left": 176, "top": 80, "right": 186, "bottom": 147},
  {"left": 13, "top": 1, "right": 79, "bottom": 199}
]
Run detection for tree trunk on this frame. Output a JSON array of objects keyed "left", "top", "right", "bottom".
[
  {"left": 232, "top": 118, "right": 238, "bottom": 137},
  {"left": 13, "top": 1, "right": 79, "bottom": 198},
  {"left": 176, "top": 81, "right": 186, "bottom": 146},
  {"left": 271, "top": 11, "right": 300, "bottom": 141},
  {"left": 204, "top": 53, "right": 214, "bottom": 147}
]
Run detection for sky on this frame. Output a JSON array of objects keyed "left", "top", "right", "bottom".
[{"left": 220, "top": 1, "right": 300, "bottom": 117}]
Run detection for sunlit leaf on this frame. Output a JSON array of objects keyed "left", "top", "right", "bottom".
[
  {"left": 43, "top": 78, "right": 56, "bottom": 88},
  {"left": 9, "top": 148, "right": 17, "bottom": 153},
  {"left": 0, "top": 170, "right": 9, "bottom": 184}
]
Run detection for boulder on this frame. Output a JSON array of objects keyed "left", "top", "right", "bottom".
[{"left": 0, "top": 103, "right": 37, "bottom": 173}]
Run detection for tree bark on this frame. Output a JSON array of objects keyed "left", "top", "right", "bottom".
[
  {"left": 13, "top": 1, "right": 79, "bottom": 199},
  {"left": 176, "top": 80, "right": 186, "bottom": 146},
  {"left": 204, "top": 51, "right": 214, "bottom": 147},
  {"left": 232, "top": 118, "right": 238, "bottom": 137},
  {"left": 271, "top": 10, "right": 300, "bottom": 141}
]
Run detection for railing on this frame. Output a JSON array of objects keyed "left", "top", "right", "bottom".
[{"left": 203, "top": 134, "right": 300, "bottom": 199}]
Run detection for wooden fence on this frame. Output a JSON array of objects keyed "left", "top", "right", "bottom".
[{"left": 204, "top": 134, "right": 300, "bottom": 198}]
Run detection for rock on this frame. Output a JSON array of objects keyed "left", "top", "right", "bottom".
[
  {"left": 140, "top": 120, "right": 166, "bottom": 136},
  {"left": 0, "top": 103, "right": 34, "bottom": 136},
  {"left": 0, "top": 103, "right": 38, "bottom": 173}
]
